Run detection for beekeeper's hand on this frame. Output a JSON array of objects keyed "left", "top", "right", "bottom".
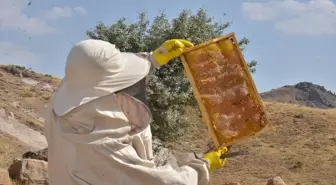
[
  {"left": 152, "top": 39, "right": 194, "bottom": 66},
  {"left": 202, "top": 146, "right": 228, "bottom": 171}
]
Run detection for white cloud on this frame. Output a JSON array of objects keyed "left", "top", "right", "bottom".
[
  {"left": 0, "top": 0, "right": 87, "bottom": 35},
  {"left": 242, "top": 0, "right": 336, "bottom": 35},
  {"left": 0, "top": 41, "right": 39, "bottom": 68},
  {"left": 74, "top": 7, "right": 87, "bottom": 15},
  {"left": 44, "top": 6, "right": 87, "bottom": 20}
]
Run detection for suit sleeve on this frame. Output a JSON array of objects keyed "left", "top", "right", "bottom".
[
  {"left": 90, "top": 136, "right": 211, "bottom": 185},
  {"left": 135, "top": 52, "right": 160, "bottom": 72}
]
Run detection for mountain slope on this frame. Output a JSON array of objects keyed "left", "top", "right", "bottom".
[
  {"left": 260, "top": 82, "right": 336, "bottom": 109},
  {"left": 174, "top": 103, "right": 336, "bottom": 185},
  {"left": 0, "top": 66, "right": 335, "bottom": 185}
]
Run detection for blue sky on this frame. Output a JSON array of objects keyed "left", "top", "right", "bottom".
[{"left": 0, "top": 0, "right": 335, "bottom": 93}]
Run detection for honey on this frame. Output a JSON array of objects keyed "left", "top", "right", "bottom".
[{"left": 181, "top": 33, "right": 268, "bottom": 146}]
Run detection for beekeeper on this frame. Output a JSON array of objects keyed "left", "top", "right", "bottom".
[{"left": 44, "top": 38, "right": 228, "bottom": 185}]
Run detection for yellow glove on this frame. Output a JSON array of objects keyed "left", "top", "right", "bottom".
[
  {"left": 152, "top": 39, "right": 194, "bottom": 66},
  {"left": 202, "top": 146, "right": 228, "bottom": 171}
]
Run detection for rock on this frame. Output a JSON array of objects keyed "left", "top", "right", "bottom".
[
  {"left": 9, "top": 112, "right": 14, "bottom": 119},
  {"left": 10, "top": 101, "right": 20, "bottom": 109},
  {"left": 22, "top": 78, "right": 39, "bottom": 86},
  {"left": 0, "top": 108, "right": 6, "bottom": 118},
  {"left": 224, "top": 183, "right": 241, "bottom": 185},
  {"left": 267, "top": 176, "right": 287, "bottom": 185},
  {"left": 152, "top": 139, "right": 169, "bottom": 166},
  {"left": 22, "top": 148, "right": 48, "bottom": 162},
  {"left": 166, "top": 153, "right": 178, "bottom": 168},
  {"left": 152, "top": 139, "right": 177, "bottom": 168},
  {"left": 0, "top": 116, "right": 47, "bottom": 150},
  {"left": 0, "top": 168, "right": 12, "bottom": 185},
  {"left": 38, "top": 117, "right": 45, "bottom": 122},
  {"left": 37, "top": 83, "right": 53, "bottom": 92},
  {"left": 8, "top": 159, "right": 48, "bottom": 185},
  {"left": 13, "top": 158, "right": 21, "bottom": 163}
]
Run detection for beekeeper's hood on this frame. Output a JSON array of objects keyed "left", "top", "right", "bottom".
[{"left": 52, "top": 39, "right": 151, "bottom": 116}]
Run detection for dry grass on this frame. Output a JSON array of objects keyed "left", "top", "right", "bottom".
[
  {"left": 173, "top": 102, "right": 336, "bottom": 185},
  {"left": 0, "top": 134, "right": 30, "bottom": 168}
]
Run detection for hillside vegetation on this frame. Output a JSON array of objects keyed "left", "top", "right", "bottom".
[{"left": 0, "top": 65, "right": 335, "bottom": 185}]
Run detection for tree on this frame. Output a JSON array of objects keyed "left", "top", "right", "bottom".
[{"left": 86, "top": 9, "right": 257, "bottom": 142}]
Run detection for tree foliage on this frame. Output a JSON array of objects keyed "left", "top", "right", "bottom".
[{"left": 86, "top": 9, "right": 257, "bottom": 141}]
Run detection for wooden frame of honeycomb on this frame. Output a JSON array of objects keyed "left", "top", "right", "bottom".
[{"left": 180, "top": 32, "right": 269, "bottom": 147}]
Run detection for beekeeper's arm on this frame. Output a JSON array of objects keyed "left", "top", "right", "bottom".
[
  {"left": 96, "top": 134, "right": 228, "bottom": 185},
  {"left": 133, "top": 39, "right": 229, "bottom": 184},
  {"left": 135, "top": 39, "right": 194, "bottom": 70}
]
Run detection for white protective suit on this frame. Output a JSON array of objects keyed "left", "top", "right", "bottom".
[{"left": 44, "top": 39, "right": 210, "bottom": 185}]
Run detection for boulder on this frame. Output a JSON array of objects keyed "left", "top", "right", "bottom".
[
  {"left": 8, "top": 159, "right": 48, "bottom": 185},
  {"left": 267, "top": 176, "right": 287, "bottom": 185},
  {"left": 22, "top": 148, "right": 48, "bottom": 161},
  {"left": 152, "top": 139, "right": 177, "bottom": 168}
]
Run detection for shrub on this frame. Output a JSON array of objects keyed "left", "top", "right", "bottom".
[{"left": 86, "top": 9, "right": 257, "bottom": 142}]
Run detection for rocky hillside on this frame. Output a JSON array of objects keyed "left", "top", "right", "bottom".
[
  {"left": 0, "top": 65, "right": 61, "bottom": 161},
  {"left": 0, "top": 65, "right": 335, "bottom": 185},
  {"left": 177, "top": 103, "right": 336, "bottom": 185},
  {"left": 0, "top": 65, "right": 59, "bottom": 133},
  {"left": 260, "top": 82, "right": 336, "bottom": 109}
]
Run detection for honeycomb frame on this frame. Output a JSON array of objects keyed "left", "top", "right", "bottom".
[{"left": 180, "top": 32, "right": 269, "bottom": 147}]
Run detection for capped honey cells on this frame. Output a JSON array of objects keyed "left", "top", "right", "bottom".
[{"left": 181, "top": 33, "right": 268, "bottom": 146}]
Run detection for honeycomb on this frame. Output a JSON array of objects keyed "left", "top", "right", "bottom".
[{"left": 181, "top": 34, "right": 268, "bottom": 146}]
